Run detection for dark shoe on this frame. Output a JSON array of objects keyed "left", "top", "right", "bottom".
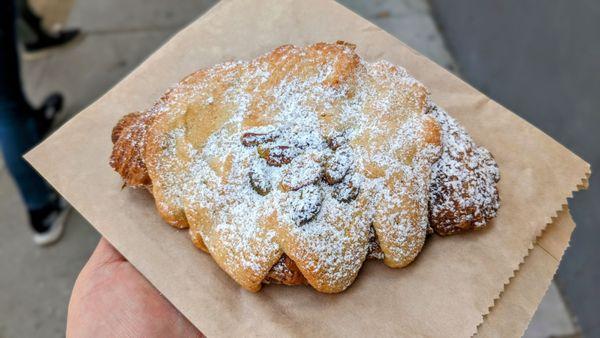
[
  {"left": 23, "top": 29, "right": 83, "bottom": 58},
  {"left": 29, "top": 196, "right": 70, "bottom": 246},
  {"left": 34, "top": 93, "right": 64, "bottom": 137}
]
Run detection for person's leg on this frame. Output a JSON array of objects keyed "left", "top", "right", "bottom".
[
  {"left": 0, "top": 0, "right": 54, "bottom": 214},
  {"left": 4, "top": 0, "right": 65, "bottom": 136},
  {"left": 18, "top": 0, "right": 82, "bottom": 54},
  {"left": 18, "top": 0, "right": 47, "bottom": 40},
  {"left": 0, "top": 101, "right": 55, "bottom": 212},
  {"left": 1, "top": 0, "right": 67, "bottom": 243},
  {"left": 1, "top": 0, "right": 30, "bottom": 112},
  {"left": 0, "top": 98, "right": 69, "bottom": 245}
]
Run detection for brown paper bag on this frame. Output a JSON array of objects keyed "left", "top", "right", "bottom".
[
  {"left": 477, "top": 206, "right": 576, "bottom": 337},
  {"left": 25, "top": 0, "right": 589, "bottom": 336}
]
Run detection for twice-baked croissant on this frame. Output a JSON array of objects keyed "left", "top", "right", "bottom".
[{"left": 110, "top": 41, "right": 499, "bottom": 292}]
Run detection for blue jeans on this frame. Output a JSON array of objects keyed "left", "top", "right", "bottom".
[
  {"left": 0, "top": 100, "right": 54, "bottom": 210},
  {"left": 1, "top": 0, "right": 54, "bottom": 211}
]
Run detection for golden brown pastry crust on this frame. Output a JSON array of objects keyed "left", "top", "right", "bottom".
[
  {"left": 109, "top": 41, "right": 497, "bottom": 293},
  {"left": 110, "top": 112, "right": 152, "bottom": 187},
  {"left": 264, "top": 255, "right": 307, "bottom": 285},
  {"left": 265, "top": 228, "right": 383, "bottom": 285}
]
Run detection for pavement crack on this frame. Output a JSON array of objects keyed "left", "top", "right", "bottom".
[{"left": 86, "top": 25, "right": 183, "bottom": 36}]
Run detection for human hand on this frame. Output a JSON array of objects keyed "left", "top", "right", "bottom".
[{"left": 67, "top": 238, "right": 203, "bottom": 337}]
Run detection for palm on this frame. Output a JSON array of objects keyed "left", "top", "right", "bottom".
[{"left": 67, "top": 238, "right": 202, "bottom": 337}]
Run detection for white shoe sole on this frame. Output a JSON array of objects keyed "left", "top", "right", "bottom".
[{"left": 33, "top": 206, "right": 71, "bottom": 246}]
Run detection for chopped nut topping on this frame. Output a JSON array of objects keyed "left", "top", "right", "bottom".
[
  {"left": 332, "top": 174, "right": 360, "bottom": 203},
  {"left": 240, "top": 131, "right": 278, "bottom": 147},
  {"left": 286, "top": 185, "right": 323, "bottom": 225},
  {"left": 249, "top": 158, "right": 271, "bottom": 195},
  {"left": 326, "top": 130, "right": 349, "bottom": 150},
  {"left": 257, "top": 145, "right": 299, "bottom": 167},
  {"left": 280, "top": 152, "right": 323, "bottom": 191},
  {"left": 323, "top": 146, "right": 353, "bottom": 184}
]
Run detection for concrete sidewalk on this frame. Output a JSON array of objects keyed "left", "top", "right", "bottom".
[{"left": 0, "top": 0, "right": 577, "bottom": 336}]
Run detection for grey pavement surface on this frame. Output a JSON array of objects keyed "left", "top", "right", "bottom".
[
  {"left": 429, "top": 1, "right": 599, "bottom": 336},
  {"left": 0, "top": 0, "right": 582, "bottom": 336},
  {"left": 0, "top": 171, "right": 99, "bottom": 338},
  {"left": 525, "top": 284, "right": 577, "bottom": 338}
]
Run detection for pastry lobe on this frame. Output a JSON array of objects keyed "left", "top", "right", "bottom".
[
  {"left": 428, "top": 105, "right": 500, "bottom": 235},
  {"left": 353, "top": 61, "right": 441, "bottom": 268},
  {"left": 110, "top": 111, "right": 152, "bottom": 187},
  {"left": 264, "top": 255, "right": 307, "bottom": 285}
]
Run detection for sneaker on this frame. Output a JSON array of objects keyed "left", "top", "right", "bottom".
[
  {"left": 23, "top": 29, "right": 83, "bottom": 60},
  {"left": 29, "top": 197, "right": 71, "bottom": 246},
  {"left": 33, "top": 93, "right": 64, "bottom": 137}
]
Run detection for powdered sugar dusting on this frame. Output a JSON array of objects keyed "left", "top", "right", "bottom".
[
  {"left": 429, "top": 105, "right": 500, "bottom": 235},
  {"left": 141, "top": 42, "right": 443, "bottom": 291}
]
